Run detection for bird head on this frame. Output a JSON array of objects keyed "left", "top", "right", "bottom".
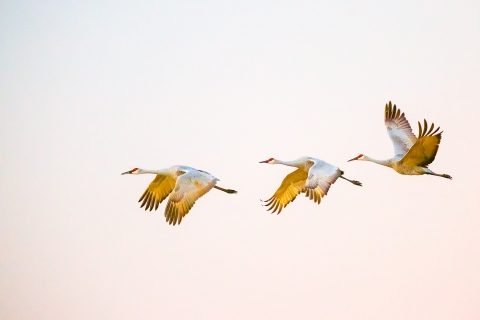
[
  {"left": 348, "top": 154, "right": 364, "bottom": 162},
  {"left": 121, "top": 167, "right": 139, "bottom": 175},
  {"left": 259, "top": 158, "right": 275, "bottom": 164}
]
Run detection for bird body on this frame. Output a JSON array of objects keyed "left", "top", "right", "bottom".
[
  {"left": 349, "top": 101, "right": 452, "bottom": 179},
  {"left": 122, "top": 165, "right": 237, "bottom": 225},
  {"left": 260, "top": 156, "right": 362, "bottom": 214}
]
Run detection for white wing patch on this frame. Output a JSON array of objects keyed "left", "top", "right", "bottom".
[
  {"left": 384, "top": 101, "right": 417, "bottom": 157},
  {"left": 304, "top": 160, "right": 341, "bottom": 204}
]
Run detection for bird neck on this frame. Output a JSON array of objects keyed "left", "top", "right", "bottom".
[
  {"left": 273, "top": 158, "right": 306, "bottom": 169},
  {"left": 136, "top": 168, "right": 170, "bottom": 175},
  {"left": 362, "top": 156, "right": 392, "bottom": 167}
]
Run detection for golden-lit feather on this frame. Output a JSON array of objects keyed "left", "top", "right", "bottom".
[
  {"left": 400, "top": 119, "right": 442, "bottom": 167},
  {"left": 304, "top": 187, "right": 324, "bottom": 204},
  {"left": 164, "top": 171, "right": 218, "bottom": 225},
  {"left": 138, "top": 175, "right": 176, "bottom": 211},
  {"left": 262, "top": 169, "right": 308, "bottom": 214}
]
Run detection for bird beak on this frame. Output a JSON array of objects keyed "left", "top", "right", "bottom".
[
  {"left": 121, "top": 171, "right": 131, "bottom": 175},
  {"left": 259, "top": 160, "right": 269, "bottom": 163},
  {"left": 347, "top": 157, "right": 358, "bottom": 162}
]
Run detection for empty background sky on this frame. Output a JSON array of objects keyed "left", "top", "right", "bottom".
[{"left": 1, "top": 0, "right": 479, "bottom": 319}]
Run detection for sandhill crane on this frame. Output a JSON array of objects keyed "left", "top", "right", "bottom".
[
  {"left": 121, "top": 165, "right": 237, "bottom": 225},
  {"left": 348, "top": 101, "right": 452, "bottom": 179},
  {"left": 259, "top": 157, "right": 362, "bottom": 214}
]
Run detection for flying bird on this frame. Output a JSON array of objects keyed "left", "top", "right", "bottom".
[
  {"left": 348, "top": 101, "right": 452, "bottom": 179},
  {"left": 259, "top": 157, "right": 362, "bottom": 214},
  {"left": 121, "top": 165, "right": 237, "bottom": 225}
]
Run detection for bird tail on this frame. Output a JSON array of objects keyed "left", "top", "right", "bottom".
[{"left": 214, "top": 186, "right": 238, "bottom": 194}]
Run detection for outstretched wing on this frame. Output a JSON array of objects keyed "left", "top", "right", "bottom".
[
  {"left": 262, "top": 169, "right": 308, "bottom": 214},
  {"left": 400, "top": 119, "right": 442, "bottom": 167},
  {"left": 138, "top": 174, "right": 176, "bottom": 211},
  {"left": 384, "top": 101, "right": 417, "bottom": 157},
  {"left": 304, "top": 160, "right": 342, "bottom": 204},
  {"left": 165, "top": 170, "right": 217, "bottom": 225}
]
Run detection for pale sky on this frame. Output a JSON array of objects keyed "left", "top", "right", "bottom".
[{"left": 1, "top": 1, "right": 479, "bottom": 319}]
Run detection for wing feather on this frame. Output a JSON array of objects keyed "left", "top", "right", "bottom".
[
  {"left": 164, "top": 171, "right": 217, "bottom": 225},
  {"left": 304, "top": 161, "right": 342, "bottom": 205},
  {"left": 400, "top": 120, "right": 443, "bottom": 167},
  {"left": 261, "top": 169, "right": 308, "bottom": 214},
  {"left": 384, "top": 101, "right": 417, "bottom": 157},
  {"left": 138, "top": 175, "right": 176, "bottom": 211}
]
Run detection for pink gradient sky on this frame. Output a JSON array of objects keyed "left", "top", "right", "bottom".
[{"left": 1, "top": 1, "right": 479, "bottom": 319}]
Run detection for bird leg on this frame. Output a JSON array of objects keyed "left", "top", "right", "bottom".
[
  {"left": 428, "top": 173, "right": 453, "bottom": 180},
  {"left": 214, "top": 186, "right": 238, "bottom": 194},
  {"left": 339, "top": 175, "right": 362, "bottom": 186}
]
